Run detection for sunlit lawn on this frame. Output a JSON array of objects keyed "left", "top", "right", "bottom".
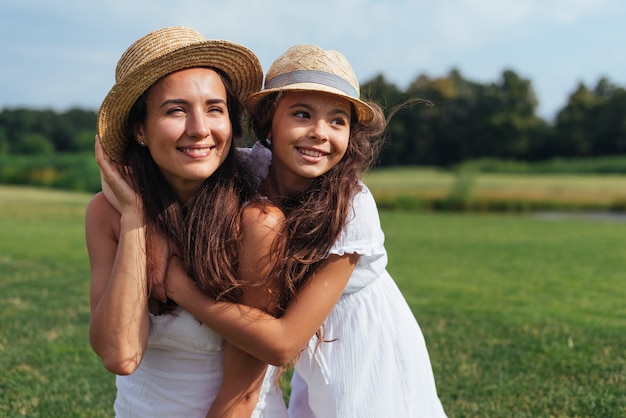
[
  {"left": 366, "top": 166, "right": 626, "bottom": 206},
  {"left": 382, "top": 211, "right": 626, "bottom": 416},
  {"left": 1, "top": 185, "right": 624, "bottom": 417}
]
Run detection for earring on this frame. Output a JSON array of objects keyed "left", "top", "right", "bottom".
[{"left": 139, "top": 141, "right": 146, "bottom": 146}]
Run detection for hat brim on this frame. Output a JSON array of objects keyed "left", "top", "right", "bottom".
[
  {"left": 246, "top": 82, "right": 375, "bottom": 125},
  {"left": 98, "top": 40, "right": 262, "bottom": 163}
]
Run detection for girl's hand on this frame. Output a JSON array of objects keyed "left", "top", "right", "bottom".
[
  {"left": 146, "top": 228, "right": 171, "bottom": 303},
  {"left": 164, "top": 255, "right": 199, "bottom": 305},
  {"left": 146, "top": 229, "right": 182, "bottom": 303},
  {"left": 95, "top": 135, "right": 140, "bottom": 214}
]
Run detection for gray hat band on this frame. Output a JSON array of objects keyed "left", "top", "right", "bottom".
[{"left": 265, "top": 70, "right": 358, "bottom": 98}]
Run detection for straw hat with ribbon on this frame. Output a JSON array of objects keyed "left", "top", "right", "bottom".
[
  {"left": 246, "top": 44, "right": 374, "bottom": 125},
  {"left": 98, "top": 26, "right": 263, "bottom": 162}
]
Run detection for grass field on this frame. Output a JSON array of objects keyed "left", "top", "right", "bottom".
[
  {"left": 0, "top": 187, "right": 114, "bottom": 417},
  {"left": 383, "top": 211, "right": 626, "bottom": 417},
  {"left": 365, "top": 167, "right": 626, "bottom": 211},
  {"left": 0, "top": 184, "right": 624, "bottom": 417}
]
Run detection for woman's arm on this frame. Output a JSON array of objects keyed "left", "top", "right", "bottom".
[
  {"left": 86, "top": 192, "right": 150, "bottom": 375},
  {"left": 87, "top": 138, "right": 151, "bottom": 375},
  {"left": 167, "top": 247, "right": 357, "bottom": 366},
  {"left": 96, "top": 135, "right": 167, "bottom": 303},
  {"left": 206, "top": 204, "right": 285, "bottom": 417}
]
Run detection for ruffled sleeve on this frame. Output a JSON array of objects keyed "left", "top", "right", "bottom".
[
  {"left": 237, "top": 142, "right": 271, "bottom": 188},
  {"left": 329, "top": 183, "right": 386, "bottom": 266}
]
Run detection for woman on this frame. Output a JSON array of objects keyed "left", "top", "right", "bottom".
[
  {"left": 164, "top": 44, "right": 447, "bottom": 417},
  {"left": 86, "top": 26, "right": 286, "bottom": 417}
]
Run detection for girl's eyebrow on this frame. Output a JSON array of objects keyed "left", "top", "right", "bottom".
[{"left": 288, "top": 101, "right": 350, "bottom": 117}]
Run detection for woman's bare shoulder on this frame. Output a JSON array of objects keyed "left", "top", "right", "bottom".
[{"left": 85, "top": 192, "right": 120, "bottom": 232}]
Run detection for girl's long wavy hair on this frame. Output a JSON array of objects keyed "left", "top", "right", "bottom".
[
  {"left": 248, "top": 92, "right": 387, "bottom": 313},
  {"left": 121, "top": 67, "right": 255, "bottom": 312}
]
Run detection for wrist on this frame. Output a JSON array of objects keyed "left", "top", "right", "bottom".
[{"left": 119, "top": 210, "right": 146, "bottom": 230}]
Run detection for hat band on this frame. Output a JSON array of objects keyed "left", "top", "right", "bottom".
[{"left": 265, "top": 70, "right": 358, "bottom": 98}]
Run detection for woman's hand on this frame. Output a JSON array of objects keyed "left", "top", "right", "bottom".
[{"left": 95, "top": 135, "right": 140, "bottom": 214}]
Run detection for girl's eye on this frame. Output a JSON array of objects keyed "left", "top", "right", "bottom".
[
  {"left": 294, "top": 111, "right": 309, "bottom": 119},
  {"left": 331, "top": 116, "right": 348, "bottom": 126}
]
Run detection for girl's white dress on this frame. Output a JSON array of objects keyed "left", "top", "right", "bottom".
[
  {"left": 113, "top": 306, "right": 287, "bottom": 417},
  {"left": 241, "top": 143, "right": 447, "bottom": 418}
]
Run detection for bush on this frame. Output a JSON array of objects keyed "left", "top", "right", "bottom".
[
  {"left": 459, "top": 155, "right": 626, "bottom": 174},
  {"left": 0, "top": 153, "right": 100, "bottom": 193}
]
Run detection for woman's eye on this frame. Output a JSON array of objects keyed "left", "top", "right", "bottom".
[
  {"left": 332, "top": 117, "right": 348, "bottom": 126},
  {"left": 166, "top": 107, "right": 185, "bottom": 115},
  {"left": 208, "top": 106, "right": 225, "bottom": 114}
]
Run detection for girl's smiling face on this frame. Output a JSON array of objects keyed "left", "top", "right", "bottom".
[{"left": 268, "top": 90, "right": 352, "bottom": 193}]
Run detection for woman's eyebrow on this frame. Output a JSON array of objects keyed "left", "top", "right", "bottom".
[{"left": 159, "top": 98, "right": 227, "bottom": 108}]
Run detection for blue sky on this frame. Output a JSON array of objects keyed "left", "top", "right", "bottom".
[{"left": 1, "top": 0, "right": 624, "bottom": 121}]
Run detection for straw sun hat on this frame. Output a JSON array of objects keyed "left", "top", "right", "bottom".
[
  {"left": 98, "top": 26, "right": 263, "bottom": 162},
  {"left": 246, "top": 44, "right": 374, "bottom": 124}
]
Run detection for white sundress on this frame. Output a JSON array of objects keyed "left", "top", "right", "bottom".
[
  {"left": 240, "top": 143, "right": 447, "bottom": 418},
  {"left": 113, "top": 307, "right": 287, "bottom": 417}
]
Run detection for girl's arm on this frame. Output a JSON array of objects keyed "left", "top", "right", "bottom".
[
  {"left": 206, "top": 344, "right": 267, "bottom": 418},
  {"left": 206, "top": 204, "right": 286, "bottom": 417},
  {"left": 167, "top": 248, "right": 358, "bottom": 366}
]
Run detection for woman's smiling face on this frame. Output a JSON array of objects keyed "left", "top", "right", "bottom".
[{"left": 135, "top": 67, "right": 232, "bottom": 201}]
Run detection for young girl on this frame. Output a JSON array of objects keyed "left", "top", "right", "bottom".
[
  {"left": 165, "top": 44, "right": 447, "bottom": 417},
  {"left": 87, "top": 26, "right": 286, "bottom": 417}
]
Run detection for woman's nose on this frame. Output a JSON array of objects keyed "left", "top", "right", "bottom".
[{"left": 186, "top": 111, "right": 210, "bottom": 139}]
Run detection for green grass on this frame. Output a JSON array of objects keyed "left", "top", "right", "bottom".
[
  {"left": 1, "top": 185, "right": 624, "bottom": 417},
  {"left": 0, "top": 186, "right": 114, "bottom": 417},
  {"left": 383, "top": 212, "right": 626, "bottom": 417}
]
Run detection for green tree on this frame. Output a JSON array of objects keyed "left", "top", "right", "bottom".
[
  {"left": 589, "top": 80, "right": 626, "bottom": 155},
  {"left": 0, "top": 126, "right": 9, "bottom": 155},
  {"left": 553, "top": 78, "right": 626, "bottom": 158},
  {"left": 479, "top": 69, "right": 544, "bottom": 160},
  {"left": 61, "top": 108, "right": 97, "bottom": 152},
  {"left": 553, "top": 82, "right": 599, "bottom": 156},
  {"left": 13, "top": 133, "right": 55, "bottom": 154},
  {"left": 361, "top": 75, "right": 410, "bottom": 165}
]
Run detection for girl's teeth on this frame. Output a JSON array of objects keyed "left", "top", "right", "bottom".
[{"left": 299, "top": 148, "right": 323, "bottom": 157}]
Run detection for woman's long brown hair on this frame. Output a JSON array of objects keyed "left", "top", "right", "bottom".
[{"left": 121, "top": 68, "right": 256, "bottom": 311}]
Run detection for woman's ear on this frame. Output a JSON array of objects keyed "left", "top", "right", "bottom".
[{"left": 135, "top": 124, "right": 146, "bottom": 146}]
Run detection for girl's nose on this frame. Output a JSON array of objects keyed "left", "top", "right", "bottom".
[{"left": 308, "top": 119, "right": 329, "bottom": 142}]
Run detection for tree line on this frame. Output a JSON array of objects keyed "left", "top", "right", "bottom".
[{"left": 1, "top": 68, "right": 625, "bottom": 167}]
